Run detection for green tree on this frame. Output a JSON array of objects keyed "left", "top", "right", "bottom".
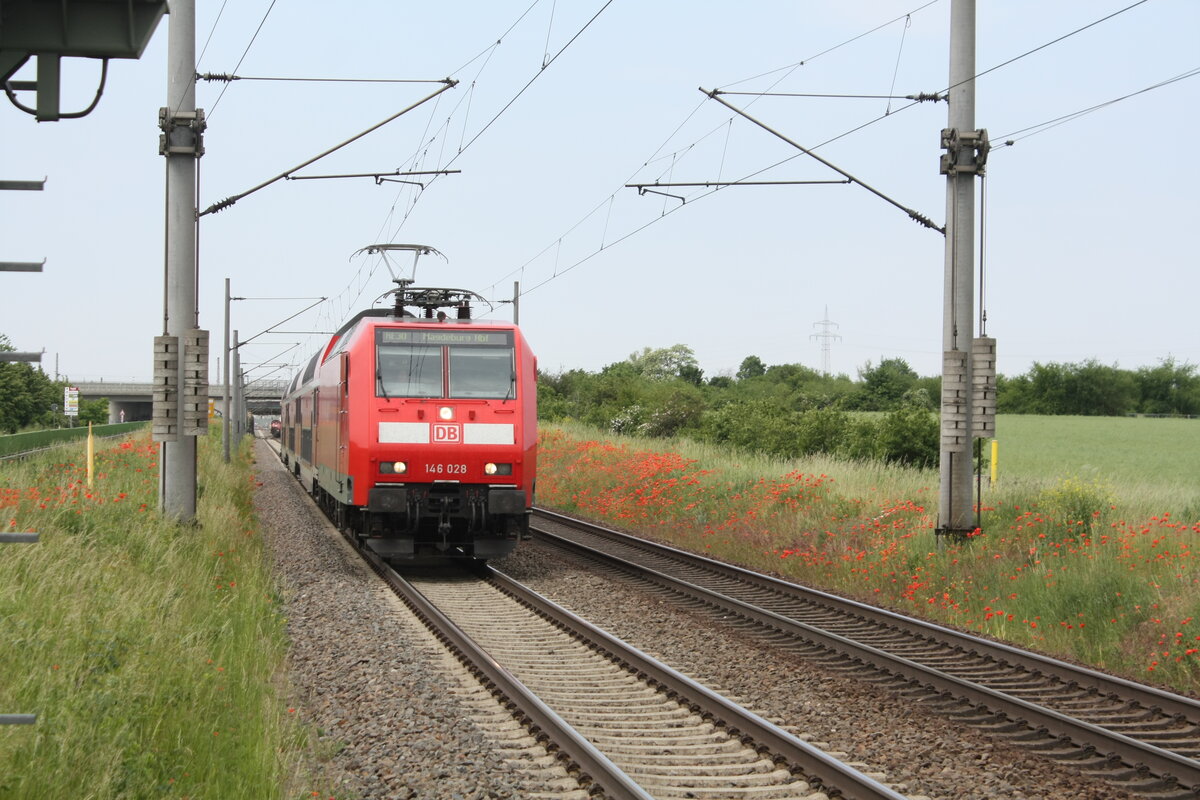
[
  {"left": 996, "top": 373, "right": 1034, "bottom": 414},
  {"left": 1011, "top": 360, "right": 1137, "bottom": 416},
  {"left": 1065, "top": 360, "right": 1137, "bottom": 416},
  {"left": 875, "top": 406, "right": 939, "bottom": 468},
  {"left": 795, "top": 407, "right": 851, "bottom": 455},
  {"left": 78, "top": 398, "right": 110, "bottom": 425},
  {"left": 699, "top": 399, "right": 799, "bottom": 457},
  {"left": 635, "top": 382, "right": 706, "bottom": 437},
  {"left": 761, "top": 363, "right": 823, "bottom": 392},
  {"left": 626, "top": 344, "right": 700, "bottom": 381},
  {"left": 855, "top": 358, "right": 919, "bottom": 411},
  {"left": 1136, "top": 358, "right": 1200, "bottom": 416},
  {"left": 736, "top": 355, "right": 766, "bottom": 381},
  {"left": 537, "top": 368, "right": 593, "bottom": 421},
  {"left": 678, "top": 363, "right": 705, "bottom": 387},
  {"left": 0, "top": 333, "right": 66, "bottom": 433},
  {"left": 1024, "top": 362, "right": 1071, "bottom": 414}
]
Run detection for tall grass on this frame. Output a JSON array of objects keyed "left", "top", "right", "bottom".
[
  {"left": 538, "top": 419, "right": 1200, "bottom": 693},
  {"left": 0, "top": 427, "right": 294, "bottom": 799}
]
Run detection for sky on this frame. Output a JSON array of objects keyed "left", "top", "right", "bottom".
[{"left": 2, "top": 0, "right": 1197, "bottom": 387}]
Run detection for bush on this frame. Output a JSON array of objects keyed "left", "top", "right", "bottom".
[
  {"left": 795, "top": 407, "right": 851, "bottom": 456},
  {"left": 699, "top": 400, "right": 799, "bottom": 457},
  {"left": 1038, "top": 476, "right": 1115, "bottom": 532},
  {"left": 839, "top": 415, "right": 883, "bottom": 461},
  {"left": 875, "top": 406, "right": 939, "bottom": 468}
]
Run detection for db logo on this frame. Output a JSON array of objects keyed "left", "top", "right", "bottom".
[{"left": 432, "top": 423, "right": 461, "bottom": 443}]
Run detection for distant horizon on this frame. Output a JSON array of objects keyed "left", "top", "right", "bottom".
[{"left": 41, "top": 349, "right": 1196, "bottom": 387}]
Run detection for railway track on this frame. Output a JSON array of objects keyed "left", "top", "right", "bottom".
[
  {"left": 268, "top": 436, "right": 908, "bottom": 796},
  {"left": 530, "top": 508, "right": 1200, "bottom": 799},
  {"left": 354, "top": 544, "right": 909, "bottom": 799}
]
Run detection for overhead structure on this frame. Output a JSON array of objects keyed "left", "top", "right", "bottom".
[{"left": 1, "top": 0, "right": 167, "bottom": 121}]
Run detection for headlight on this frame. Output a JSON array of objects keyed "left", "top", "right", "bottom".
[
  {"left": 380, "top": 461, "right": 407, "bottom": 475},
  {"left": 438, "top": 406, "right": 454, "bottom": 420},
  {"left": 484, "top": 462, "right": 512, "bottom": 476}
]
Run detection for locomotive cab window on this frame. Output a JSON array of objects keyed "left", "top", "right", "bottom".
[
  {"left": 375, "top": 328, "right": 515, "bottom": 399},
  {"left": 376, "top": 342, "right": 442, "bottom": 398},
  {"left": 449, "top": 346, "right": 514, "bottom": 398}
]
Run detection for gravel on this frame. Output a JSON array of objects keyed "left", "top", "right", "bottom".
[
  {"left": 492, "top": 541, "right": 1141, "bottom": 800},
  {"left": 254, "top": 438, "right": 1139, "bottom": 799},
  {"left": 252, "top": 440, "right": 570, "bottom": 799}
]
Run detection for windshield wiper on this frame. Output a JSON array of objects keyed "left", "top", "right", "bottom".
[{"left": 377, "top": 347, "right": 389, "bottom": 399}]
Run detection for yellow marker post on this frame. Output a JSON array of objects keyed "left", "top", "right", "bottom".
[
  {"left": 990, "top": 439, "right": 998, "bottom": 485},
  {"left": 87, "top": 422, "right": 95, "bottom": 488}
]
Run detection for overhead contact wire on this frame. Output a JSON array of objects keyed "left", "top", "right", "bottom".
[
  {"left": 449, "top": 0, "right": 614, "bottom": 165},
  {"left": 379, "top": 0, "right": 615, "bottom": 246},
  {"left": 208, "top": 0, "right": 279, "bottom": 117},
  {"left": 487, "top": 2, "right": 940, "bottom": 296},
  {"left": 994, "top": 66, "right": 1200, "bottom": 147}
]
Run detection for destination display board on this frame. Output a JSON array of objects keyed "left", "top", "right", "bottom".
[{"left": 378, "top": 329, "right": 510, "bottom": 347}]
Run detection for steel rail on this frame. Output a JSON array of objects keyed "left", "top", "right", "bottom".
[
  {"left": 354, "top": 540, "right": 653, "bottom": 800},
  {"left": 270, "top": 441, "right": 904, "bottom": 798},
  {"left": 536, "top": 508, "right": 1200, "bottom": 721},
  {"left": 486, "top": 566, "right": 909, "bottom": 800},
  {"left": 532, "top": 512, "right": 1200, "bottom": 794}
]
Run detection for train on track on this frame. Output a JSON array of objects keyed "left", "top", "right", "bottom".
[{"left": 279, "top": 244, "right": 537, "bottom": 561}]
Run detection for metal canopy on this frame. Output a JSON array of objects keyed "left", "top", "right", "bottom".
[{"left": 1, "top": 0, "right": 167, "bottom": 119}]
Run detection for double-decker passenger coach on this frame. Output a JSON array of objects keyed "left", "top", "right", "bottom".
[{"left": 280, "top": 245, "right": 536, "bottom": 561}]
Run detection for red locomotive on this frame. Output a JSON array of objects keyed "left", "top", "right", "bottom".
[{"left": 279, "top": 245, "right": 536, "bottom": 561}]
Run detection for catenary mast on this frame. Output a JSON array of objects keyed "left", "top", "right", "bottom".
[
  {"left": 158, "top": 0, "right": 207, "bottom": 520},
  {"left": 938, "top": 0, "right": 991, "bottom": 536}
]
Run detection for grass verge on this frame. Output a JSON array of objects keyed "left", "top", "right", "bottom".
[
  {"left": 0, "top": 426, "right": 295, "bottom": 799},
  {"left": 538, "top": 420, "right": 1200, "bottom": 693}
]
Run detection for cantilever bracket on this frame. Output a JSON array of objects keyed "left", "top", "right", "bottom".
[
  {"left": 637, "top": 187, "right": 685, "bottom": 205},
  {"left": 940, "top": 128, "right": 989, "bottom": 176},
  {"left": 158, "top": 107, "right": 206, "bottom": 157}
]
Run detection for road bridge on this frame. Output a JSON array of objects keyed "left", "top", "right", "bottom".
[{"left": 74, "top": 380, "right": 287, "bottom": 423}]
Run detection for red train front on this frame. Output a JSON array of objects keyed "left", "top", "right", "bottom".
[{"left": 280, "top": 255, "right": 536, "bottom": 561}]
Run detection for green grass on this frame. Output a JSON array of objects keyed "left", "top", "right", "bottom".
[
  {"left": 0, "top": 427, "right": 302, "bottom": 799},
  {"left": 538, "top": 416, "right": 1200, "bottom": 692},
  {"left": 993, "top": 415, "right": 1200, "bottom": 518},
  {"left": 0, "top": 422, "right": 146, "bottom": 458}
]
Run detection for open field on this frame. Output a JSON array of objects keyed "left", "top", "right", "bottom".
[
  {"left": 537, "top": 416, "right": 1200, "bottom": 692},
  {"left": 994, "top": 415, "right": 1200, "bottom": 518}
]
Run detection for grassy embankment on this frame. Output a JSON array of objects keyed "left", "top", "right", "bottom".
[
  {"left": 0, "top": 422, "right": 145, "bottom": 459},
  {"left": 536, "top": 415, "right": 1200, "bottom": 692},
  {"left": 0, "top": 426, "right": 305, "bottom": 799}
]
